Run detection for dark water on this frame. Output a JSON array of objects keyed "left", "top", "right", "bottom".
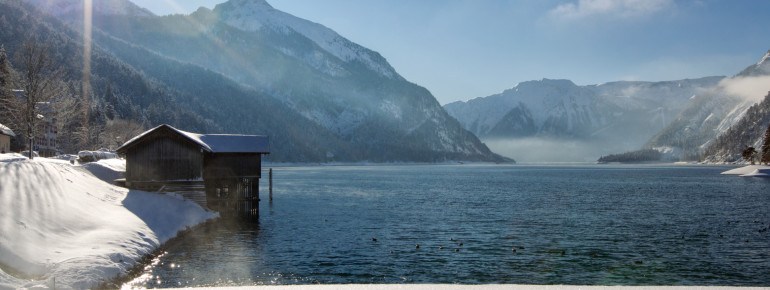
[{"left": 125, "top": 165, "right": 770, "bottom": 287}]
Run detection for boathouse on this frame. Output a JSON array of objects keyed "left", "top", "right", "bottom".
[
  {"left": 1, "top": 122, "right": 15, "bottom": 153},
  {"left": 116, "top": 124, "right": 270, "bottom": 218}
]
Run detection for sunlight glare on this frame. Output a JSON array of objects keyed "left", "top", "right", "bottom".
[{"left": 82, "top": 0, "right": 92, "bottom": 100}]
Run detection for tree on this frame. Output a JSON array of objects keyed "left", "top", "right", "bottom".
[
  {"left": 762, "top": 125, "right": 770, "bottom": 165},
  {"left": 742, "top": 146, "right": 757, "bottom": 165},
  {"left": 7, "top": 37, "right": 63, "bottom": 159}
]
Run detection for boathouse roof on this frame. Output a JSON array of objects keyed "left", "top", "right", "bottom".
[
  {"left": 116, "top": 124, "right": 269, "bottom": 154},
  {"left": 0, "top": 123, "right": 14, "bottom": 137}
]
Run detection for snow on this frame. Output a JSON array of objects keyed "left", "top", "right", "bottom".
[
  {"left": 0, "top": 154, "right": 217, "bottom": 289},
  {"left": 721, "top": 165, "right": 770, "bottom": 177}
]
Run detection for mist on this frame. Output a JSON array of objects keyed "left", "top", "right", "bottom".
[
  {"left": 484, "top": 137, "right": 632, "bottom": 164},
  {"left": 717, "top": 75, "right": 770, "bottom": 101}
]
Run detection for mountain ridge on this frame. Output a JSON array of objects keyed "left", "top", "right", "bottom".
[{"left": 11, "top": 0, "right": 506, "bottom": 163}]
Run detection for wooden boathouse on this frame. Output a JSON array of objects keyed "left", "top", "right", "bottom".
[{"left": 116, "top": 124, "right": 270, "bottom": 218}]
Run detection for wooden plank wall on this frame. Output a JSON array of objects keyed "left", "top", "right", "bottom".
[
  {"left": 203, "top": 153, "right": 262, "bottom": 179},
  {"left": 125, "top": 130, "right": 203, "bottom": 182}
]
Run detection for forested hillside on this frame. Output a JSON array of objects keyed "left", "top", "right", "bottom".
[{"left": 702, "top": 92, "right": 770, "bottom": 163}]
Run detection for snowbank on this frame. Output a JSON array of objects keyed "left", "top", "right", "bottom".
[
  {"left": 81, "top": 158, "right": 126, "bottom": 184},
  {"left": 721, "top": 165, "right": 770, "bottom": 177},
  {"left": 0, "top": 155, "right": 217, "bottom": 289}
]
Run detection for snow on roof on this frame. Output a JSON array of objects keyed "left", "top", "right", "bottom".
[
  {"left": 117, "top": 124, "right": 269, "bottom": 154},
  {"left": 0, "top": 123, "right": 15, "bottom": 137}
]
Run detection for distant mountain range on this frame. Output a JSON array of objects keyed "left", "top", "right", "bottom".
[
  {"left": 5, "top": 0, "right": 505, "bottom": 163},
  {"left": 444, "top": 77, "right": 723, "bottom": 162},
  {"left": 445, "top": 50, "right": 770, "bottom": 163}
]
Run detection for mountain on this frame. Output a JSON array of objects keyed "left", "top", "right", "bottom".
[
  {"left": 444, "top": 77, "right": 722, "bottom": 162},
  {"left": 643, "top": 50, "right": 770, "bottom": 161},
  {"left": 13, "top": 0, "right": 505, "bottom": 163}
]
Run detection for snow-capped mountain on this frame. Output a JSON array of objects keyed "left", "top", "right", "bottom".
[
  {"left": 16, "top": 0, "right": 503, "bottom": 162},
  {"left": 215, "top": 0, "right": 400, "bottom": 80},
  {"left": 444, "top": 77, "right": 722, "bottom": 161},
  {"left": 738, "top": 50, "right": 770, "bottom": 77}
]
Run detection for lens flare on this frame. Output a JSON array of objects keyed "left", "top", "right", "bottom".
[{"left": 83, "top": 0, "right": 92, "bottom": 101}]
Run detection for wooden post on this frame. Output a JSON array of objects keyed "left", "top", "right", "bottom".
[{"left": 269, "top": 168, "right": 273, "bottom": 201}]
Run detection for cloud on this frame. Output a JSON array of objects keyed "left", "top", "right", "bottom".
[
  {"left": 717, "top": 75, "right": 770, "bottom": 102},
  {"left": 549, "top": 0, "right": 674, "bottom": 21}
]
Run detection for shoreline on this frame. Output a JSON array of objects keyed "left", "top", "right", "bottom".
[{"left": 101, "top": 217, "right": 225, "bottom": 288}]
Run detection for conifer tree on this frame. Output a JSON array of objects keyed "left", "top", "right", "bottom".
[{"left": 0, "top": 44, "right": 12, "bottom": 114}]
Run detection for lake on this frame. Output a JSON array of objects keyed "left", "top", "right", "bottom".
[{"left": 124, "top": 165, "right": 770, "bottom": 287}]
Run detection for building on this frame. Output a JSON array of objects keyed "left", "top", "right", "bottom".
[
  {"left": 0, "top": 123, "right": 15, "bottom": 153},
  {"left": 34, "top": 107, "right": 58, "bottom": 157},
  {"left": 116, "top": 124, "right": 270, "bottom": 218}
]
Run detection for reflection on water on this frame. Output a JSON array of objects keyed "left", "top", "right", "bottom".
[{"left": 125, "top": 165, "right": 770, "bottom": 287}]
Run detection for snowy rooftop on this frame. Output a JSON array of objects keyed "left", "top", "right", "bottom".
[
  {"left": 0, "top": 122, "right": 14, "bottom": 137},
  {"left": 117, "top": 124, "right": 269, "bottom": 154}
]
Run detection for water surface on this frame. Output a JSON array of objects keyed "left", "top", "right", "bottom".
[{"left": 125, "top": 165, "right": 770, "bottom": 287}]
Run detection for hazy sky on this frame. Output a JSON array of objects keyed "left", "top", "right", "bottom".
[{"left": 129, "top": 0, "right": 770, "bottom": 104}]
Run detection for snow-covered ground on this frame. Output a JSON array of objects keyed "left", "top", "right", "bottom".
[
  {"left": 0, "top": 154, "right": 217, "bottom": 289},
  {"left": 721, "top": 165, "right": 770, "bottom": 177}
]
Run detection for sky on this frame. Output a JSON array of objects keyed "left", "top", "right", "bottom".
[{"left": 129, "top": 0, "right": 770, "bottom": 105}]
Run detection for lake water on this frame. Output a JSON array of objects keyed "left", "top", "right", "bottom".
[{"left": 124, "top": 165, "right": 770, "bottom": 287}]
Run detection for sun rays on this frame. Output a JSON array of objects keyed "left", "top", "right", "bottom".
[{"left": 82, "top": 0, "right": 92, "bottom": 102}]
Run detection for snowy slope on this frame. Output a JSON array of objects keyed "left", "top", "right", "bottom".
[
  {"left": 645, "top": 50, "right": 770, "bottom": 160},
  {"left": 0, "top": 155, "right": 216, "bottom": 289}
]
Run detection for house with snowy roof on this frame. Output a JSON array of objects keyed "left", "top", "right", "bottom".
[
  {"left": 0, "top": 122, "right": 15, "bottom": 153},
  {"left": 116, "top": 124, "right": 270, "bottom": 218}
]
